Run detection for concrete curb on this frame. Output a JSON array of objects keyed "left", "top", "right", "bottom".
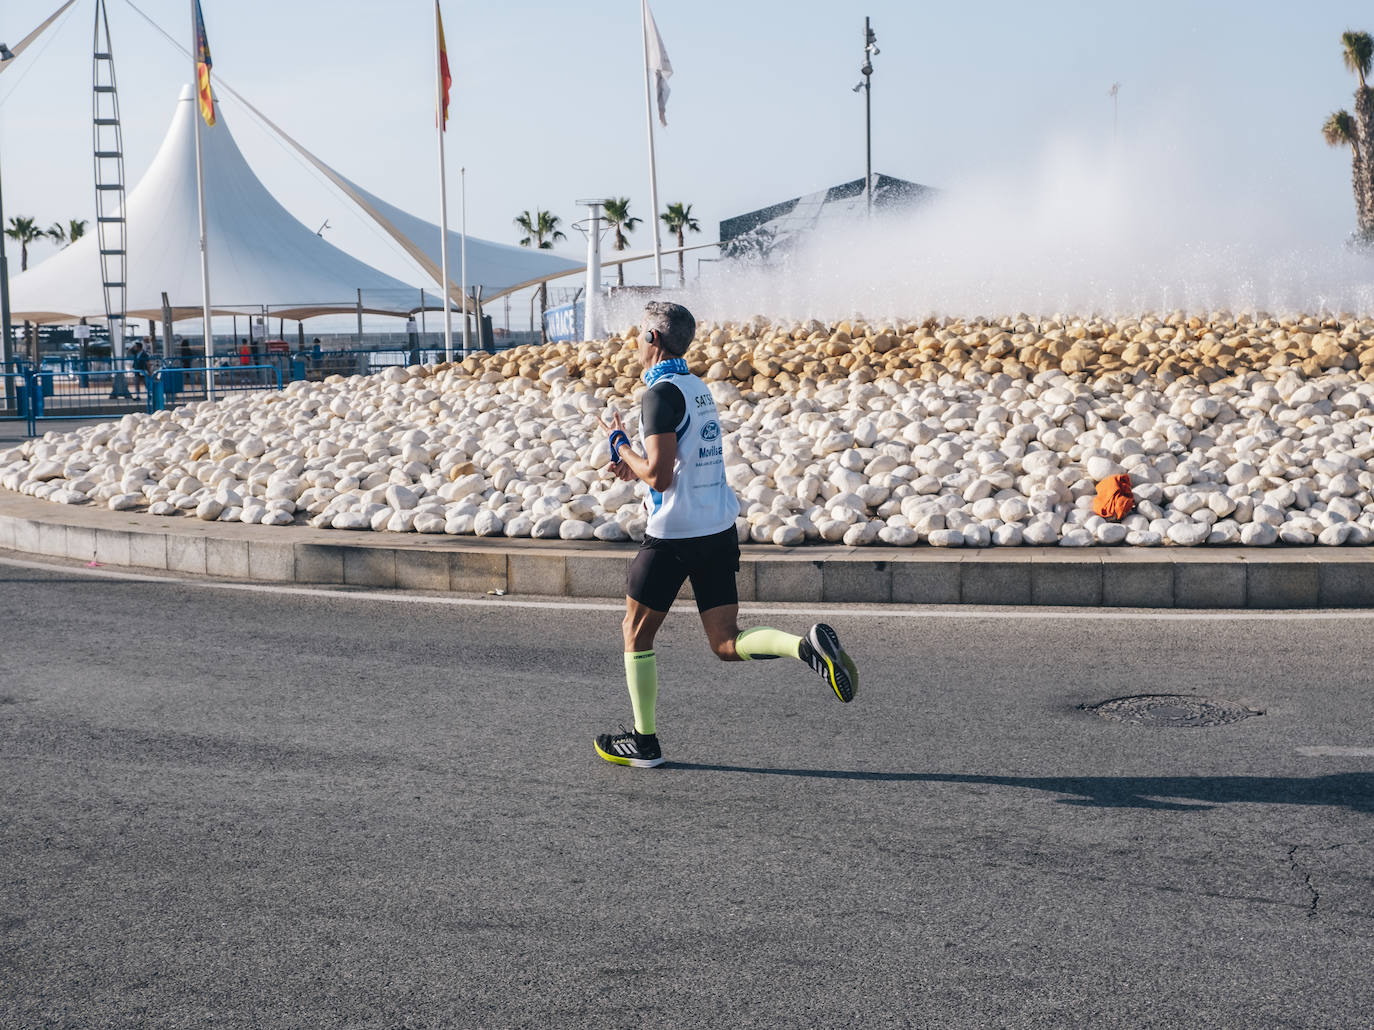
[{"left": 2, "top": 490, "right": 1373, "bottom": 607}]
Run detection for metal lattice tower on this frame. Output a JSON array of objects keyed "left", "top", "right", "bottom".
[{"left": 92, "top": 0, "right": 127, "bottom": 354}]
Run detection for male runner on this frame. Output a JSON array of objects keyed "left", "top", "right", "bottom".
[{"left": 594, "top": 301, "right": 858, "bottom": 769}]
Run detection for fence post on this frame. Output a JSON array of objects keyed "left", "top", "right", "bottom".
[{"left": 25, "top": 369, "right": 36, "bottom": 437}]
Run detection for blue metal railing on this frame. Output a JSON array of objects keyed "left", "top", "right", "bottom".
[
  {"left": 0, "top": 371, "right": 38, "bottom": 436},
  {"left": 152, "top": 363, "right": 283, "bottom": 410},
  {"left": 1, "top": 344, "right": 499, "bottom": 430}
]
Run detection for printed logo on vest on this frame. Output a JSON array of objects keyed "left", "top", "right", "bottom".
[{"left": 701, "top": 420, "right": 721, "bottom": 441}]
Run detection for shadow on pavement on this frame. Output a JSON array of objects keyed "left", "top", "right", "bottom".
[{"left": 667, "top": 765, "right": 1374, "bottom": 813}]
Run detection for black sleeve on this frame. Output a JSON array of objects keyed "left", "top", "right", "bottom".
[{"left": 641, "top": 380, "right": 686, "bottom": 436}]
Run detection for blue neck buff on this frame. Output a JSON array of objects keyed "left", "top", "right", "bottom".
[{"left": 643, "top": 357, "right": 688, "bottom": 387}]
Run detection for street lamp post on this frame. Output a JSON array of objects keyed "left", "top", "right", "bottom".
[
  {"left": 853, "top": 18, "right": 879, "bottom": 216},
  {"left": 0, "top": 42, "right": 14, "bottom": 374}
]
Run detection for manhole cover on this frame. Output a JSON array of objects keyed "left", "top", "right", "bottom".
[{"left": 1082, "top": 694, "right": 1262, "bottom": 728}]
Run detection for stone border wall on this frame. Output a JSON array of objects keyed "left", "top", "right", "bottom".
[{"left": 1, "top": 491, "right": 1372, "bottom": 608}]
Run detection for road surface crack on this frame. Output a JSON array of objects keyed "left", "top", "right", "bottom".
[{"left": 1287, "top": 845, "right": 1320, "bottom": 918}]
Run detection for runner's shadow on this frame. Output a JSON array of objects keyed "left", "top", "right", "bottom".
[{"left": 667, "top": 765, "right": 1374, "bottom": 813}]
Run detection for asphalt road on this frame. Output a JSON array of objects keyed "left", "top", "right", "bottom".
[{"left": 1, "top": 554, "right": 1371, "bottom": 1029}]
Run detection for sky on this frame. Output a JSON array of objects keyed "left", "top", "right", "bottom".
[{"left": 4, "top": 0, "right": 1374, "bottom": 323}]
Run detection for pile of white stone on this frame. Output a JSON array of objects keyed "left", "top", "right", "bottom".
[{"left": 3, "top": 328, "right": 1374, "bottom": 547}]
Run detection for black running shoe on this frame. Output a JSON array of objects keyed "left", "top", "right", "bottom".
[
  {"left": 800, "top": 623, "right": 858, "bottom": 702},
  {"left": 594, "top": 726, "right": 665, "bottom": 768}
]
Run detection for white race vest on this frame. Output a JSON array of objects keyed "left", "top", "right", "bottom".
[{"left": 640, "top": 371, "right": 739, "bottom": 539}]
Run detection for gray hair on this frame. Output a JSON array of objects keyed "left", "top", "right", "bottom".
[{"left": 642, "top": 301, "right": 696, "bottom": 356}]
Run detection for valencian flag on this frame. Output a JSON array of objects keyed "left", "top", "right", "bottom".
[
  {"left": 193, "top": 0, "right": 215, "bottom": 126},
  {"left": 436, "top": 1, "right": 451, "bottom": 131}
]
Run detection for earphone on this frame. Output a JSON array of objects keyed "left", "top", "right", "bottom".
[{"left": 644, "top": 328, "right": 659, "bottom": 346}]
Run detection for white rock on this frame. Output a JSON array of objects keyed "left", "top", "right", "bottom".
[
  {"left": 503, "top": 513, "right": 533, "bottom": 537},
  {"left": 1167, "top": 522, "right": 1210, "bottom": 546},
  {"left": 1207, "top": 522, "right": 1241, "bottom": 544},
  {"left": 842, "top": 520, "right": 881, "bottom": 546},
  {"left": 332, "top": 511, "right": 371, "bottom": 530},
  {"left": 927, "top": 529, "right": 964, "bottom": 547},
  {"left": 1022, "top": 521, "right": 1059, "bottom": 546},
  {"left": 1085, "top": 456, "right": 1125, "bottom": 481},
  {"left": 1058, "top": 528, "right": 1094, "bottom": 547},
  {"left": 1095, "top": 522, "right": 1128, "bottom": 545},
  {"left": 445, "top": 513, "right": 476, "bottom": 535},
  {"left": 992, "top": 523, "right": 1023, "bottom": 546},
  {"left": 108, "top": 493, "right": 143, "bottom": 511},
  {"left": 531, "top": 515, "right": 563, "bottom": 539},
  {"left": 1278, "top": 524, "right": 1315, "bottom": 545},
  {"left": 877, "top": 525, "right": 918, "bottom": 546},
  {"left": 195, "top": 498, "right": 224, "bottom": 521},
  {"left": 414, "top": 512, "right": 446, "bottom": 534},
  {"left": 963, "top": 524, "right": 991, "bottom": 547},
  {"left": 1240, "top": 522, "right": 1278, "bottom": 546},
  {"left": 386, "top": 484, "right": 419, "bottom": 510},
  {"left": 28, "top": 460, "right": 65, "bottom": 482},
  {"left": 559, "top": 519, "right": 594, "bottom": 540},
  {"left": 473, "top": 510, "right": 504, "bottom": 536},
  {"left": 592, "top": 521, "right": 630, "bottom": 542}
]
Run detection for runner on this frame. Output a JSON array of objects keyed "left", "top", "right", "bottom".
[{"left": 594, "top": 301, "right": 858, "bottom": 769}]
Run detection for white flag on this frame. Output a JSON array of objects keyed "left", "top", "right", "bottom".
[{"left": 644, "top": 0, "right": 673, "bottom": 127}]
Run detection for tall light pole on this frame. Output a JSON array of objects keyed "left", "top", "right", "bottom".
[
  {"left": 853, "top": 18, "right": 879, "bottom": 215},
  {"left": 0, "top": 42, "right": 14, "bottom": 372},
  {"left": 1109, "top": 82, "right": 1121, "bottom": 142}
]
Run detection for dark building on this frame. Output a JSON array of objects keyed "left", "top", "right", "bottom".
[{"left": 719, "top": 174, "right": 935, "bottom": 260}]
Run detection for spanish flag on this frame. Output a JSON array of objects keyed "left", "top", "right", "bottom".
[
  {"left": 437, "top": 1, "right": 451, "bottom": 131},
  {"left": 193, "top": 0, "right": 215, "bottom": 126}
]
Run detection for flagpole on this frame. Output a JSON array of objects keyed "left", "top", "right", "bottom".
[
  {"left": 460, "top": 166, "right": 470, "bottom": 355},
  {"left": 641, "top": 0, "right": 663, "bottom": 289},
  {"left": 435, "top": 2, "right": 454, "bottom": 363},
  {"left": 191, "top": 0, "right": 215, "bottom": 400}
]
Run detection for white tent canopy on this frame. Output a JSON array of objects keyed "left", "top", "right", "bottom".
[
  {"left": 220, "top": 87, "right": 582, "bottom": 303},
  {"left": 334, "top": 175, "right": 583, "bottom": 302},
  {"left": 8, "top": 88, "right": 425, "bottom": 324}
]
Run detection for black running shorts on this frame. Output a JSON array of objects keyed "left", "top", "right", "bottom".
[{"left": 626, "top": 525, "right": 741, "bottom": 613}]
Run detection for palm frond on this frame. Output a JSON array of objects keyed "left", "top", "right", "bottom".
[
  {"left": 1342, "top": 30, "right": 1373, "bottom": 87},
  {"left": 1324, "top": 109, "right": 1357, "bottom": 147}
]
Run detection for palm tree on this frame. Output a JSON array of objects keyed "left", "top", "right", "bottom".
[
  {"left": 1341, "top": 31, "right": 1374, "bottom": 237},
  {"left": 46, "top": 222, "right": 66, "bottom": 246},
  {"left": 4, "top": 216, "right": 44, "bottom": 271},
  {"left": 514, "top": 208, "right": 566, "bottom": 340},
  {"left": 659, "top": 202, "right": 700, "bottom": 286},
  {"left": 1342, "top": 29, "right": 1372, "bottom": 89},
  {"left": 601, "top": 197, "right": 640, "bottom": 287},
  {"left": 1324, "top": 110, "right": 1369, "bottom": 235},
  {"left": 66, "top": 218, "right": 87, "bottom": 246}
]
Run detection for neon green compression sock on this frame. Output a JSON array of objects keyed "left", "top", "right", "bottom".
[
  {"left": 734, "top": 626, "right": 803, "bottom": 661},
  {"left": 624, "top": 650, "right": 658, "bottom": 735}
]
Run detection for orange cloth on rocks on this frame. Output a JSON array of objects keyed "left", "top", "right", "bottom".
[{"left": 1093, "top": 473, "right": 1136, "bottom": 521}]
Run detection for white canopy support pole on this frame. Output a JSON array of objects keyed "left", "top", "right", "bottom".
[
  {"left": 578, "top": 199, "right": 603, "bottom": 342},
  {"left": 160, "top": 292, "right": 173, "bottom": 359},
  {"left": 641, "top": 0, "right": 663, "bottom": 289},
  {"left": 190, "top": 0, "right": 215, "bottom": 400},
  {"left": 435, "top": 6, "right": 454, "bottom": 363},
  {"left": 473, "top": 285, "right": 484, "bottom": 351},
  {"left": 460, "top": 167, "right": 470, "bottom": 357},
  {"left": 190, "top": 1, "right": 214, "bottom": 398}
]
